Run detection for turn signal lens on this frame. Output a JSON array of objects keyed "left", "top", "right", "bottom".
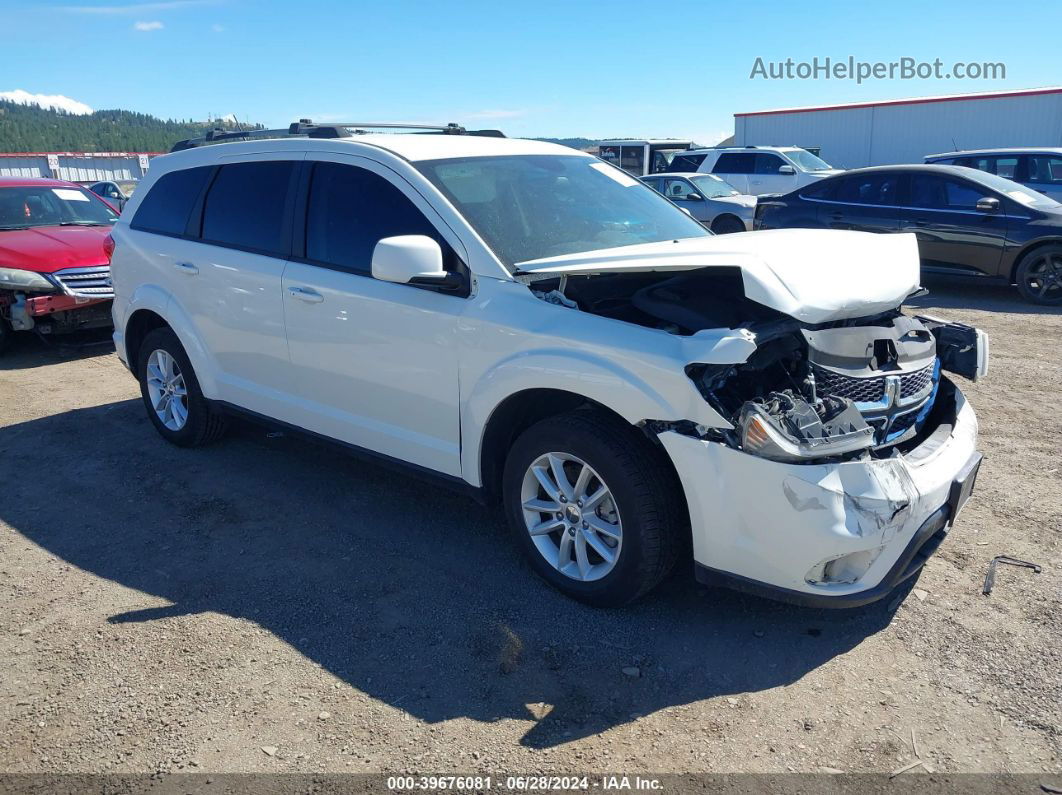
[{"left": 103, "top": 234, "right": 115, "bottom": 261}]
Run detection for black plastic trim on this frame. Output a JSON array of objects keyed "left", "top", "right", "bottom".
[{"left": 215, "top": 401, "right": 487, "bottom": 504}]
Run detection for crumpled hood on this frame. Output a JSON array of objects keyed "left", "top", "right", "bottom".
[
  {"left": 0, "top": 225, "right": 111, "bottom": 273},
  {"left": 514, "top": 229, "right": 920, "bottom": 324}
]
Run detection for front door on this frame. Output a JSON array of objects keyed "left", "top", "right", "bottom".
[
  {"left": 900, "top": 173, "right": 1009, "bottom": 277},
  {"left": 281, "top": 156, "right": 468, "bottom": 476}
]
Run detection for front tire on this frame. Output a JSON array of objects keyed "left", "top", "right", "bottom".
[
  {"left": 502, "top": 411, "right": 685, "bottom": 606},
  {"left": 1015, "top": 244, "right": 1062, "bottom": 305},
  {"left": 137, "top": 327, "right": 227, "bottom": 447},
  {"left": 711, "top": 215, "right": 746, "bottom": 235}
]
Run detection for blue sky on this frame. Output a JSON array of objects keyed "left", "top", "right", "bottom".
[{"left": 1, "top": 0, "right": 1057, "bottom": 143}]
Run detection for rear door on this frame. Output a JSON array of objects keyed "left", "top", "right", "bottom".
[
  {"left": 817, "top": 172, "right": 901, "bottom": 232},
  {"left": 900, "top": 172, "right": 1009, "bottom": 277},
  {"left": 710, "top": 152, "right": 754, "bottom": 193},
  {"left": 281, "top": 155, "right": 469, "bottom": 476},
  {"left": 192, "top": 156, "right": 301, "bottom": 416}
]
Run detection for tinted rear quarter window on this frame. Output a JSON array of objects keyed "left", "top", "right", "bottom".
[
  {"left": 201, "top": 161, "right": 295, "bottom": 254},
  {"left": 131, "top": 166, "right": 212, "bottom": 236},
  {"left": 305, "top": 162, "right": 448, "bottom": 275},
  {"left": 669, "top": 153, "right": 707, "bottom": 172}
]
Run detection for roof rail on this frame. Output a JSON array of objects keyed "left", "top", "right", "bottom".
[{"left": 170, "top": 118, "right": 505, "bottom": 152}]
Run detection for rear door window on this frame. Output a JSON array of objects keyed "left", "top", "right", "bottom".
[
  {"left": 304, "top": 162, "right": 451, "bottom": 276},
  {"left": 201, "top": 161, "right": 296, "bottom": 255},
  {"left": 832, "top": 173, "right": 899, "bottom": 205},
  {"left": 713, "top": 153, "right": 755, "bottom": 174},
  {"left": 131, "top": 166, "right": 213, "bottom": 236}
]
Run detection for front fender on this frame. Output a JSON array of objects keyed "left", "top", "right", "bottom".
[{"left": 460, "top": 348, "right": 728, "bottom": 487}]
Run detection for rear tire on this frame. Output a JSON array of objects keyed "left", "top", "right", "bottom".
[
  {"left": 1015, "top": 244, "right": 1062, "bottom": 305},
  {"left": 137, "top": 327, "right": 227, "bottom": 447},
  {"left": 711, "top": 215, "right": 746, "bottom": 235},
  {"left": 502, "top": 410, "right": 685, "bottom": 606}
]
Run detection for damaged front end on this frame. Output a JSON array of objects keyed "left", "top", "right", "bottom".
[{"left": 687, "top": 311, "right": 987, "bottom": 464}]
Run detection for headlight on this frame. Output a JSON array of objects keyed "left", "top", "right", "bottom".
[
  {"left": 739, "top": 391, "right": 874, "bottom": 462},
  {"left": 0, "top": 267, "right": 57, "bottom": 293}
]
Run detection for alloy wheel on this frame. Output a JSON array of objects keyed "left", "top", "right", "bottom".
[
  {"left": 1025, "top": 252, "right": 1062, "bottom": 302},
  {"left": 145, "top": 349, "right": 189, "bottom": 431},
  {"left": 520, "top": 452, "right": 622, "bottom": 582}
]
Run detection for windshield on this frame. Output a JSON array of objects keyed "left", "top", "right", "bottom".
[
  {"left": 956, "top": 167, "right": 1062, "bottom": 210},
  {"left": 689, "top": 174, "right": 741, "bottom": 198},
  {"left": 785, "top": 150, "right": 833, "bottom": 172},
  {"left": 0, "top": 186, "right": 118, "bottom": 231},
  {"left": 415, "top": 155, "right": 709, "bottom": 266}
]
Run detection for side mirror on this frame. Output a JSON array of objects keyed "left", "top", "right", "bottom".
[
  {"left": 684, "top": 192, "right": 704, "bottom": 202},
  {"left": 372, "top": 235, "right": 460, "bottom": 289},
  {"left": 975, "top": 197, "right": 1000, "bottom": 213},
  {"left": 778, "top": 164, "right": 796, "bottom": 175}
]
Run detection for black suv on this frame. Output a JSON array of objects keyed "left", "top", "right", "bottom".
[{"left": 755, "top": 164, "right": 1062, "bottom": 305}]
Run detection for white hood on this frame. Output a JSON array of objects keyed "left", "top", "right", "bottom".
[{"left": 514, "top": 229, "right": 920, "bottom": 324}]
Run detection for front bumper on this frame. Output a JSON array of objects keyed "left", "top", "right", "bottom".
[{"left": 659, "top": 378, "right": 979, "bottom": 607}]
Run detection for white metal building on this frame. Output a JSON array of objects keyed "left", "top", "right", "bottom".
[
  {"left": 733, "top": 86, "right": 1062, "bottom": 169},
  {"left": 0, "top": 151, "right": 158, "bottom": 183}
]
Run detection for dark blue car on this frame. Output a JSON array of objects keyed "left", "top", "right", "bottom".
[{"left": 755, "top": 164, "right": 1062, "bottom": 305}]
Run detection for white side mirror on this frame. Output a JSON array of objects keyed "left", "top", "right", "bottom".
[{"left": 372, "top": 235, "right": 446, "bottom": 285}]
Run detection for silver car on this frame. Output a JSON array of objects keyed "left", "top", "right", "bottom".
[{"left": 641, "top": 172, "right": 756, "bottom": 234}]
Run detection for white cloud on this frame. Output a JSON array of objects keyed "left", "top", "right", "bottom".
[
  {"left": 133, "top": 19, "right": 163, "bottom": 30},
  {"left": 210, "top": 22, "right": 224, "bottom": 31},
  {"left": 61, "top": 0, "right": 213, "bottom": 14},
  {"left": 0, "top": 89, "right": 93, "bottom": 115},
  {"left": 467, "top": 109, "right": 527, "bottom": 120}
]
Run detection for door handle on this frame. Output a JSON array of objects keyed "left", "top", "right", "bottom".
[
  {"left": 174, "top": 261, "right": 198, "bottom": 275},
  {"left": 912, "top": 219, "right": 929, "bottom": 227},
  {"left": 287, "top": 286, "right": 324, "bottom": 303}
]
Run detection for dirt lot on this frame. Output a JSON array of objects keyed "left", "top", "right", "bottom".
[{"left": 0, "top": 278, "right": 1059, "bottom": 777}]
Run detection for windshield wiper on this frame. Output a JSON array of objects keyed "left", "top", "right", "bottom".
[
  {"left": 0, "top": 225, "right": 31, "bottom": 230},
  {"left": 59, "top": 221, "right": 111, "bottom": 227}
]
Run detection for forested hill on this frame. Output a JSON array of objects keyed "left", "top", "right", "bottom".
[
  {"left": 0, "top": 101, "right": 262, "bottom": 152},
  {"left": 0, "top": 100, "right": 609, "bottom": 153}
]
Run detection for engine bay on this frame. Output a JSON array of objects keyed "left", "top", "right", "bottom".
[{"left": 529, "top": 268, "right": 986, "bottom": 462}]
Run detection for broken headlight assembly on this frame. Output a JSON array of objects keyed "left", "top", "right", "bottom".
[
  {"left": 0, "top": 267, "right": 56, "bottom": 293},
  {"left": 739, "top": 390, "right": 874, "bottom": 463}
]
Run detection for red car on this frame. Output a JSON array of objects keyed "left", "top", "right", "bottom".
[{"left": 0, "top": 177, "right": 118, "bottom": 353}]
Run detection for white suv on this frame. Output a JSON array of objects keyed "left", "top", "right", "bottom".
[
  {"left": 670, "top": 146, "right": 842, "bottom": 196},
  {"left": 109, "top": 121, "right": 986, "bottom": 607}
]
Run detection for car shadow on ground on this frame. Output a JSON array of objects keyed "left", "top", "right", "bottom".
[
  {"left": 0, "top": 330, "right": 114, "bottom": 371},
  {"left": 0, "top": 399, "right": 908, "bottom": 750},
  {"left": 907, "top": 276, "right": 1058, "bottom": 315}
]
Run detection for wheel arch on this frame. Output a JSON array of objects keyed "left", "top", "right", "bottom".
[
  {"left": 1008, "top": 236, "right": 1062, "bottom": 283},
  {"left": 710, "top": 213, "right": 745, "bottom": 233},
  {"left": 476, "top": 388, "right": 687, "bottom": 513}
]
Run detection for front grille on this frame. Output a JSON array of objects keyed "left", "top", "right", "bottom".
[
  {"left": 812, "top": 365, "right": 885, "bottom": 403},
  {"left": 812, "top": 363, "right": 935, "bottom": 404},
  {"left": 52, "top": 266, "right": 113, "bottom": 299}
]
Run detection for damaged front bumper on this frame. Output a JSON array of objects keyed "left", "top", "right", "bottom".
[{"left": 659, "top": 377, "right": 980, "bottom": 608}]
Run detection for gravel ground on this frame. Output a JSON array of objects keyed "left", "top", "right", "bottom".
[{"left": 0, "top": 277, "right": 1059, "bottom": 777}]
